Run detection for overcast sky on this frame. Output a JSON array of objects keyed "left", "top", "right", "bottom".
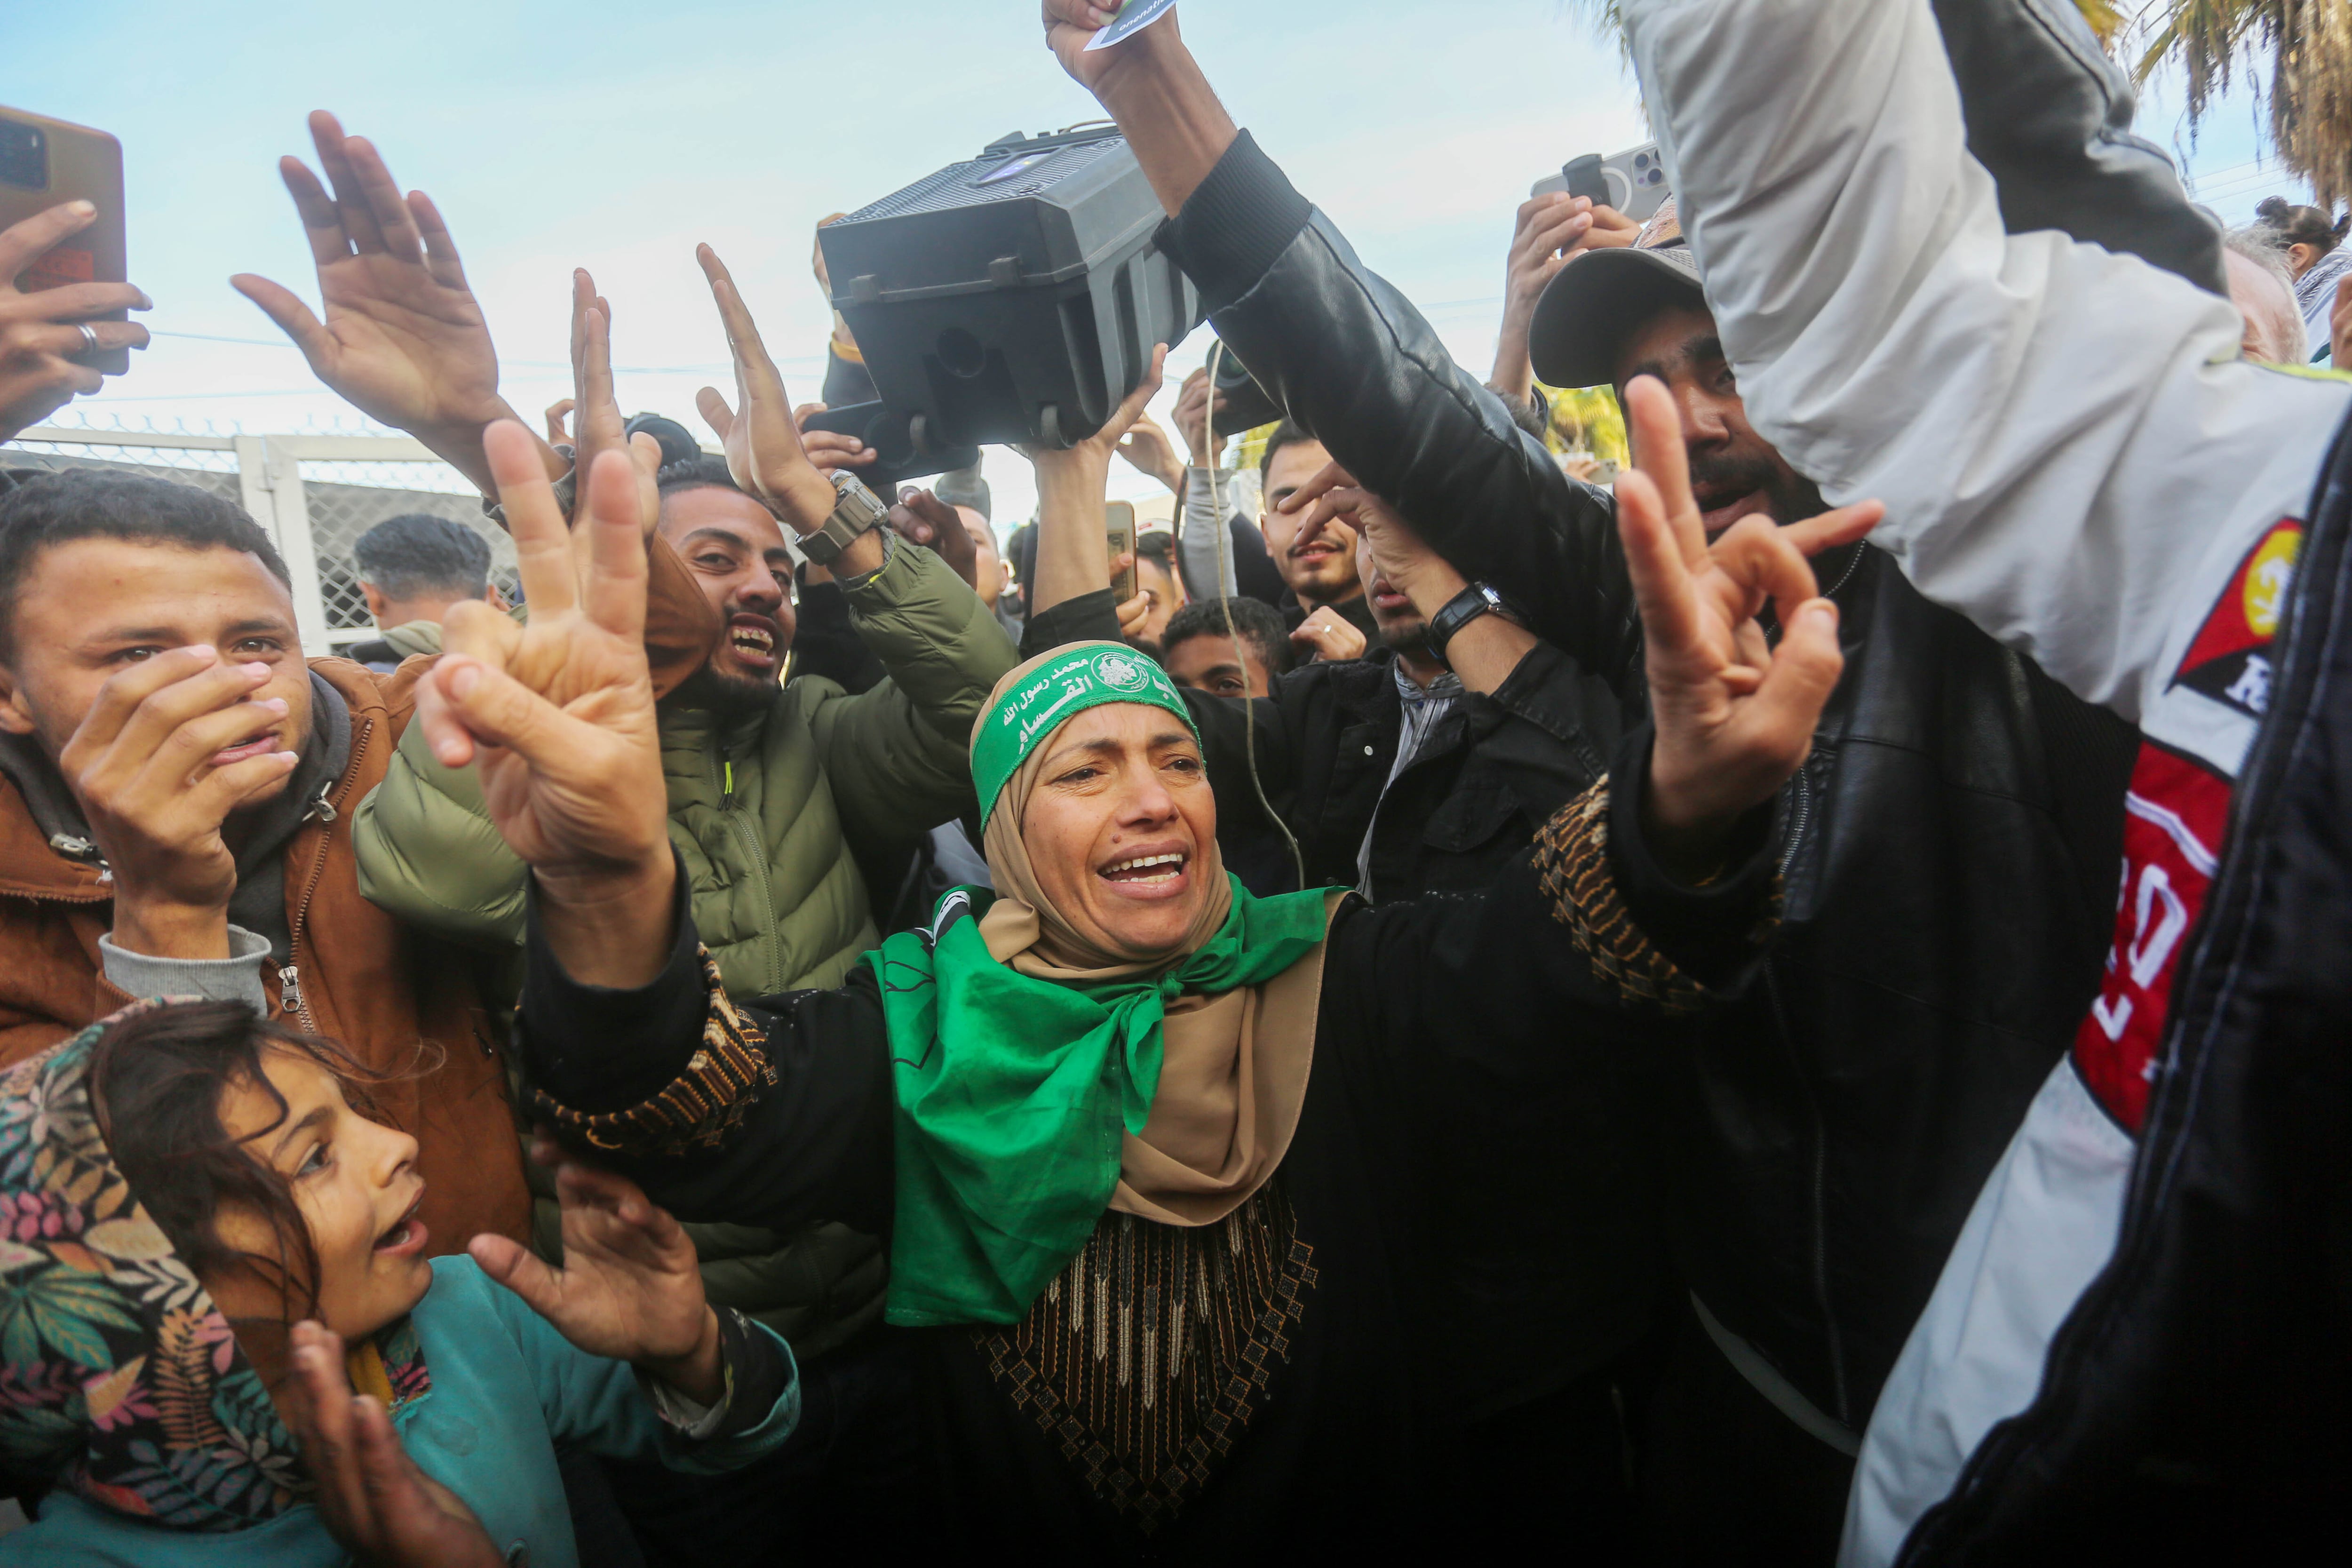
[{"left": 6, "top": 1, "right": 2316, "bottom": 526}]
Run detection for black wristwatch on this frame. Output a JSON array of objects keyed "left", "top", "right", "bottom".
[
  {"left": 1427, "top": 581, "right": 1518, "bottom": 660},
  {"left": 798, "top": 471, "right": 890, "bottom": 566}
]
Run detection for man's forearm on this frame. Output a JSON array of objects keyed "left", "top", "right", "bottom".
[
  {"left": 1401, "top": 563, "right": 1536, "bottom": 695},
  {"left": 1030, "top": 455, "right": 1118, "bottom": 615},
  {"left": 1444, "top": 613, "right": 1539, "bottom": 695},
  {"left": 1084, "top": 24, "right": 1238, "bottom": 216},
  {"left": 411, "top": 403, "right": 569, "bottom": 498},
  {"left": 109, "top": 896, "right": 233, "bottom": 963},
  {"left": 1490, "top": 325, "right": 1537, "bottom": 401},
  {"left": 532, "top": 855, "right": 679, "bottom": 992}
]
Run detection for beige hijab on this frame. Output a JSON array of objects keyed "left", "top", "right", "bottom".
[{"left": 973, "top": 654, "right": 1335, "bottom": 1227}]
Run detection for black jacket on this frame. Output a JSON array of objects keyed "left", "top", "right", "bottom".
[
  {"left": 1196, "top": 642, "right": 1614, "bottom": 901},
  {"left": 1022, "top": 596, "right": 1617, "bottom": 905},
  {"left": 1893, "top": 415, "right": 2352, "bottom": 1566},
  {"left": 1160, "top": 132, "right": 2144, "bottom": 1433},
  {"left": 515, "top": 778, "right": 1745, "bottom": 1556}
]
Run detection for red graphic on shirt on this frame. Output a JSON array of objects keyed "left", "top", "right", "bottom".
[
  {"left": 2169, "top": 519, "right": 2302, "bottom": 718},
  {"left": 2074, "top": 745, "right": 2230, "bottom": 1133},
  {"left": 2080, "top": 518, "right": 2301, "bottom": 1131}
]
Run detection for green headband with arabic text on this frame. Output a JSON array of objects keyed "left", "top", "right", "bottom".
[{"left": 972, "top": 643, "right": 1198, "bottom": 825}]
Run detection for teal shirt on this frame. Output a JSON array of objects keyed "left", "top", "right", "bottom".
[{"left": 5, "top": 1258, "right": 799, "bottom": 1568}]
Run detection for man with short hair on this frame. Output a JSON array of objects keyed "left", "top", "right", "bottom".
[
  {"left": 1160, "top": 594, "right": 1292, "bottom": 696},
  {"left": 347, "top": 511, "right": 505, "bottom": 672},
  {"left": 1258, "top": 422, "right": 1378, "bottom": 648},
  {"left": 0, "top": 468, "right": 528, "bottom": 1257}
]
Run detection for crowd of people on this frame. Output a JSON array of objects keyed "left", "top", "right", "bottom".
[{"left": 0, "top": 0, "right": 2348, "bottom": 1564}]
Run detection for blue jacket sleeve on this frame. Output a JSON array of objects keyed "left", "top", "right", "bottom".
[{"left": 476, "top": 1264, "right": 801, "bottom": 1476}]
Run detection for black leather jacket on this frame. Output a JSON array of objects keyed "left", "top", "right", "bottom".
[{"left": 1158, "top": 133, "right": 2143, "bottom": 1430}]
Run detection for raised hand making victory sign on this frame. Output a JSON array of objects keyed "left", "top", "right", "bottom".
[
  {"left": 1613, "top": 375, "right": 1881, "bottom": 876},
  {"left": 412, "top": 422, "right": 674, "bottom": 987}
]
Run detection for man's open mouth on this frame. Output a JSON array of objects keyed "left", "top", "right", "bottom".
[
  {"left": 373, "top": 1190, "right": 428, "bottom": 1257},
  {"left": 726, "top": 617, "right": 779, "bottom": 664},
  {"left": 1696, "top": 486, "right": 1770, "bottom": 536}
]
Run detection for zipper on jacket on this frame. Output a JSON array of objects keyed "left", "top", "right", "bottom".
[
  {"left": 715, "top": 745, "right": 787, "bottom": 994},
  {"left": 1779, "top": 765, "right": 1813, "bottom": 873},
  {"left": 278, "top": 717, "right": 374, "bottom": 1033},
  {"left": 1766, "top": 963, "right": 1852, "bottom": 1427}
]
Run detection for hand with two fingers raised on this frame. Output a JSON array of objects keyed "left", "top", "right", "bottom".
[
  {"left": 0, "top": 201, "right": 152, "bottom": 441},
  {"left": 413, "top": 423, "right": 674, "bottom": 986},
  {"left": 233, "top": 111, "right": 556, "bottom": 497},
  {"left": 469, "top": 1157, "right": 723, "bottom": 1405},
  {"left": 59, "top": 647, "right": 302, "bottom": 960},
  {"left": 286, "top": 1321, "right": 503, "bottom": 1568},
  {"left": 1613, "top": 375, "right": 1882, "bottom": 881},
  {"left": 563, "top": 269, "right": 664, "bottom": 538}
]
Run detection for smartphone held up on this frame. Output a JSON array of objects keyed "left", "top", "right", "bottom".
[{"left": 0, "top": 106, "right": 130, "bottom": 375}]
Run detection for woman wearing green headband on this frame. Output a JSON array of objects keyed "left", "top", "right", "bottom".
[{"left": 402, "top": 406, "right": 1875, "bottom": 1558}]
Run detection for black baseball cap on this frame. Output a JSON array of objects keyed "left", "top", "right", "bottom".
[{"left": 1527, "top": 198, "right": 1705, "bottom": 390}]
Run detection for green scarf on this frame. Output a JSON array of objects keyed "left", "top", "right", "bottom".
[{"left": 869, "top": 877, "right": 1330, "bottom": 1327}]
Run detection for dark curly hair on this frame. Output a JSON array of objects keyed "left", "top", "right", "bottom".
[
  {"left": 654, "top": 454, "right": 748, "bottom": 511},
  {"left": 90, "top": 1001, "right": 422, "bottom": 1329}
]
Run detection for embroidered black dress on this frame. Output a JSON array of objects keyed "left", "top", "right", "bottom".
[{"left": 518, "top": 778, "right": 1768, "bottom": 1560}]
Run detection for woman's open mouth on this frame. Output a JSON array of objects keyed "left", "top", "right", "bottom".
[
  {"left": 373, "top": 1190, "right": 429, "bottom": 1258},
  {"left": 1098, "top": 850, "right": 1192, "bottom": 899}
]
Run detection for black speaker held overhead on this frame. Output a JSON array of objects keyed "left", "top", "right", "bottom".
[{"left": 809, "top": 126, "right": 1205, "bottom": 487}]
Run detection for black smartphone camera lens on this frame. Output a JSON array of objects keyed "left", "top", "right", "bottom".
[{"left": 0, "top": 119, "right": 47, "bottom": 191}]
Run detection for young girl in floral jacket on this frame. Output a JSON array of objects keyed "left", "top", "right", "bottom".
[{"left": 0, "top": 998, "right": 799, "bottom": 1567}]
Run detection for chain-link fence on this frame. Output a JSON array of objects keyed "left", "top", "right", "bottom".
[
  {"left": 296, "top": 460, "right": 521, "bottom": 637},
  {"left": 1, "top": 422, "right": 520, "bottom": 656}
]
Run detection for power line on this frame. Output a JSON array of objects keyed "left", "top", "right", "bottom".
[{"left": 146, "top": 329, "right": 818, "bottom": 375}]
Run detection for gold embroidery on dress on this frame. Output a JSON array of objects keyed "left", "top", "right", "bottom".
[{"left": 972, "top": 1185, "right": 1318, "bottom": 1533}]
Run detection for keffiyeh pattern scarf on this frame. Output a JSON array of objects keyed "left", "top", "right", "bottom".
[{"left": 0, "top": 1004, "right": 430, "bottom": 1531}]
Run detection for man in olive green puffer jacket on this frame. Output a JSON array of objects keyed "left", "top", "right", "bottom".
[{"left": 351, "top": 456, "right": 1017, "bottom": 1360}]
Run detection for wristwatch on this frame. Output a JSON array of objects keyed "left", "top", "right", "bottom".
[
  {"left": 798, "top": 470, "right": 890, "bottom": 567},
  {"left": 1426, "top": 581, "right": 1518, "bottom": 660}
]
